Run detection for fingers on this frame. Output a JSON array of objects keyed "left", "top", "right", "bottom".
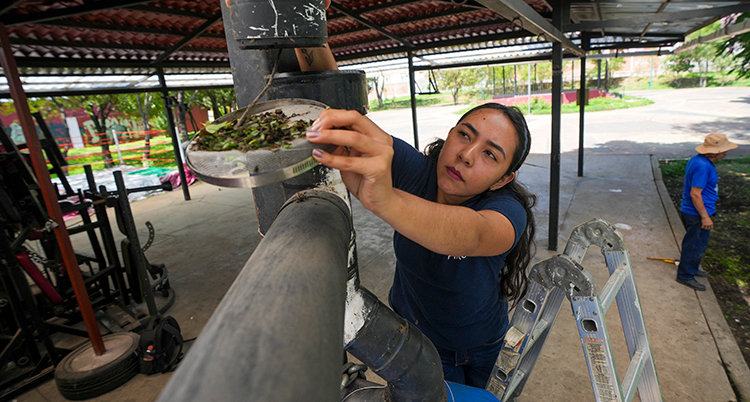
[
  {"left": 310, "top": 109, "right": 391, "bottom": 144},
  {"left": 311, "top": 142, "right": 393, "bottom": 176}
]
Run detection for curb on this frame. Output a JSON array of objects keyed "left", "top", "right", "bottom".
[{"left": 651, "top": 155, "right": 750, "bottom": 401}]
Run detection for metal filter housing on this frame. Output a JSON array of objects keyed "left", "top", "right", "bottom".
[{"left": 186, "top": 98, "right": 332, "bottom": 188}]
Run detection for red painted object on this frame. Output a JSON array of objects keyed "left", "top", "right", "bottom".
[{"left": 15, "top": 252, "right": 63, "bottom": 304}]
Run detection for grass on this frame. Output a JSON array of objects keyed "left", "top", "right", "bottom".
[
  {"left": 659, "top": 156, "right": 750, "bottom": 287},
  {"left": 454, "top": 94, "right": 654, "bottom": 116},
  {"left": 54, "top": 135, "right": 178, "bottom": 177},
  {"left": 614, "top": 72, "right": 750, "bottom": 92}
]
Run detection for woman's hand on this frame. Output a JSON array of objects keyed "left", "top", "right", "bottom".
[{"left": 306, "top": 109, "right": 395, "bottom": 214}]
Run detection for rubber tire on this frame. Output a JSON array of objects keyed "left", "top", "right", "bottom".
[{"left": 55, "top": 332, "right": 140, "bottom": 401}]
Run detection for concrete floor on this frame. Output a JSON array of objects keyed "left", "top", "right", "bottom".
[{"left": 13, "top": 87, "right": 750, "bottom": 401}]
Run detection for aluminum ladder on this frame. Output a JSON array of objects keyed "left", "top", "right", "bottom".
[{"left": 486, "top": 219, "right": 662, "bottom": 402}]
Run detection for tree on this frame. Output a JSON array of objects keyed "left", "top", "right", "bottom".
[
  {"left": 68, "top": 94, "right": 121, "bottom": 168},
  {"left": 435, "top": 68, "right": 481, "bottom": 105},
  {"left": 367, "top": 75, "right": 386, "bottom": 107},
  {"left": 192, "top": 88, "right": 237, "bottom": 119},
  {"left": 719, "top": 13, "right": 750, "bottom": 79},
  {"left": 119, "top": 92, "right": 164, "bottom": 166}
]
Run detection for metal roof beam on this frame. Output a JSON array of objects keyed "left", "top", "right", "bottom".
[
  {"left": 0, "top": 83, "right": 235, "bottom": 99},
  {"left": 475, "top": 0, "right": 585, "bottom": 56},
  {"left": 11, "top": 57, "right": 230, "bottom": 70},
  {"left": 566, "top": 4, "right": 750, "bottom": 31},
  {"left": 330, "top": 8, "right": 501, "bottom": 37},
  {"left": 330, "top": 3, "right": 416, "bottom": 48},
  {"left": 20, "top": 19, "right": 226, "bottom": 40},
  {"left": 9, "top": 38, "right": 228, "bottom": 53},
  {"left": 335, "top": 32, "right": 552, "bottom": 62},
  {"left": 332, "top": 29, "right": 530, "bottom": 51},
  {"left": 0, "top": 0, "right": 23, "bottom": 17},
  {"left": 0, "top": 0, "right": 153, "bottom": 27},
  {"left": 153, "top": 13, "right": 223, "bottom": 64},
  {"left": 675, "top": 17, "right": 750, "bottom": 53},
  {"left": 330, "top": 20, "right": 520, "bottom": 49}
]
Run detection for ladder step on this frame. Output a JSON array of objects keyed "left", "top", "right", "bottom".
[
  {"left": 598, "top": 265, "right": 628, "bottom": 314},
  {"left": 622, "top": 349, "right": 647, "bottom": 402}
]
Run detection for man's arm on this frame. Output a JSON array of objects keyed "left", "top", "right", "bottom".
[{"left": 690, "top": 186, "right": 713, "bottom": 230}]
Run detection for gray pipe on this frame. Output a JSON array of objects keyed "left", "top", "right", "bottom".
[
  {"left": 345, "top": 287, "right": 447, "bottom": 402},
  {"left": 157, "top": 190, "right": 352, "bottom": 402}
]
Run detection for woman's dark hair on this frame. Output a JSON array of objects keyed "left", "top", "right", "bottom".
[{"left": 425, "top": 103, "right": 536, "bottom": 308}]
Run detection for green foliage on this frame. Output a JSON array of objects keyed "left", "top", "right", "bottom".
[
  {"left": 455, "top": 95, "right": 654, "bottom": 116},
  {"left": 719, "top": 13, "right": 750, "bottom": 79},
  {"left": 659, "top": 159, "right": 688, "bottom": 178},
  {"left": 435, "top": 68, "right": 482, "bottom": 105},
  {"left": 60, "top": 135, "right": 177, "bottom": 176}
]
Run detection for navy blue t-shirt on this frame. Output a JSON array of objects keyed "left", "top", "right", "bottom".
[{"left": 387, "top": 137, "right": 527, "bottom": 351}]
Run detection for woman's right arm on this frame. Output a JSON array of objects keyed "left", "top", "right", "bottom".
[{"left": 295, "top": 45, "right": 338, "bottom": 71}]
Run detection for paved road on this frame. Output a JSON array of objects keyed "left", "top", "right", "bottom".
[{"left": 366, "top": 86, "right": 750, "bottom": 158}]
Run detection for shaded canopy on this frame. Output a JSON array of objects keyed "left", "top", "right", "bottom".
[{"left": 0, "top": 0, "right": 746, "bottom": 94}]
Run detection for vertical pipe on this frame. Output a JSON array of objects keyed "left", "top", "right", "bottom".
[
  {"left": 597, "top": 59, "right": 602, "bottom": 89},
  {"left": 0, "top": 23, "right": 105, "bottom": 354},
  {"left": 156, "top": 68, "right": 191, "bottom": 201},
  {"left": 578, "top": 33, "right": 589, "bottom": 178},
  {"left": 527, "top": 63, "right": 532, "bottom": 115},
  {"left": 492, "top": 66, "right": 496, "bottom": 96},
  {"left": 649, "top": 56, "right": 654, "bottom": 90},
  {"left": 408, "top": 51, "right": 419, "bottom": 150},
  {"left": 605, "top": 59, "right": 610, "bottom": 92},
  {"left": 549, "top": 0, "right": 564, "bottom": 252},
  {"left": 502, "top": 66, "right": 506, "bottom": 95}
]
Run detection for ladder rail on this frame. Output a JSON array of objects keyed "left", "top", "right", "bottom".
[
  {"left": 487, "top": 219, "right": 662, "bottom": 402},
  {"left": 604, "top": 250, "right": 662, "bottom": 402}
]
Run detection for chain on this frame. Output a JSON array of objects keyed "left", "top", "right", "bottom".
[
  {"left": 22, "top": 244, "right": 48, "bottom": 265},
  {"left": 340, "top": 362, "right": 368, "bottom": 390}
]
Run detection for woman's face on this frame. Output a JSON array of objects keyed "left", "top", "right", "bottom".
[{"left": 436, "top": 108, "right": 519, "bottom": 205}]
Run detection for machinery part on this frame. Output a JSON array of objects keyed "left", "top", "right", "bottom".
[
  {"left": 141, "top": 222, "right": 155, "bottom": 252},
  {"left": 267, "top": 70, "right": 369, "bottom": 115},
  {"left": 185, "top": 98, "right": 336, "bottom": 188},
  {"left": 227, "top": 0, "right": 328, "bottom": 49},
  {"left": 345, "top": 286, "right": 447, "bottom": 402},
  {"left": 157, "top": 189, "right": 351, "bottom": 402},
  {"left": 54, "top": 332, "right": 140, "bottom": 400}
]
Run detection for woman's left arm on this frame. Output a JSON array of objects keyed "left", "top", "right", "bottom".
[{"left": 308, "top": 109, "right": 516, "bottom": 257}]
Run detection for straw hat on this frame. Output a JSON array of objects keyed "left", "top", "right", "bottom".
[{"left": 695, "top": 133, "right": 738, "bottom": 154}]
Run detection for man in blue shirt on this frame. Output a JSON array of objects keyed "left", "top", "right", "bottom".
[{"left": 677, "top": 133, "right": 738, "bottom": 291}]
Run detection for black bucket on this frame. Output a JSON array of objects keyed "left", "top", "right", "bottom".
[
  {"left": 227, "top": 0, "right": 328, "bottom": 49},
  {"left": 266, "top": 70, "right": 368, "bottom": 115}
]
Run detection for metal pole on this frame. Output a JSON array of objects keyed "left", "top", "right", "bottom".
[
  {"left": 158, "top": 190, "right": 351, "bottom": 402},
  {"left": 527, "top": 63, "right": 532, "bottom": 115},
  {"left": 112, "top": 128, "right": 124, "bottom": 165},
  {"left": 408, "top": 51, "right": 419, "bottom": 150},
  {"left": 578, "top": 33, "right": 590, "bottom": 178},
  {"left": 157, "top": 67, "right": 191, "bottom": 201},
  {"left": 549, "top": 0, "right": 564, "bottom": 252},
  {"left": 0, "top": 23, "right": 105, "bottom": 354},
  {"left": 649, "top": 55, "right": 654, "bottom": 90}
]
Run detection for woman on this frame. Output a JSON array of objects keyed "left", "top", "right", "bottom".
[{"left": 305, "top": 102, "right": 536, "bottom": 387}]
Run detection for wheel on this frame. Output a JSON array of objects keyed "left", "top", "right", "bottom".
[{"left": 55, "top": 332, "right": 140, "bottom": 401}]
